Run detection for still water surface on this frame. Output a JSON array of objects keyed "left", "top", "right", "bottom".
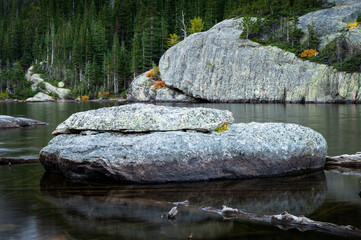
[{"left": 0, "top": 102, "right": 360, "bottom": 239}]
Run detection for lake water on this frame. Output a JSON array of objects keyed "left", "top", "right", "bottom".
[{"left": 0, "top": 102, "right": 360, "bottom": 239}]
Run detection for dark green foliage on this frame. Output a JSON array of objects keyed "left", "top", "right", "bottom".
[{"left": 0, "top": 0, "right": 359, "bottom": 99}]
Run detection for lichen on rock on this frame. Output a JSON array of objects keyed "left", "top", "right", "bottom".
[{"left": 52, "top": 103, "right": 234, "bottom": 135}]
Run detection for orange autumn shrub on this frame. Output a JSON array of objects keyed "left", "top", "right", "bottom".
[
  {"left": 145, "top": 70, "right": 155, "bottom": 78},
  {"left": 154, "top": 80, "right": 166, "bottom": 90},
  {"left": 98, "top": 91, "right": 110, "bottom": 99},
  {"left": 81, "top": 95, "right": 89, "bottom": 101},
  {"left": 301, "top": 49, "right": 317, "bottom": 58}
]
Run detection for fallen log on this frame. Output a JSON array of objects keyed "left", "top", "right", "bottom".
[
  {"left": 201, "top": 205, "right": 361, "bottom": 238},
  {"left": 325, "top": 152, "right": 361, "bottom": 172},
  {"left": 0, "top": 157, "right": 39, "bottom": 166}
]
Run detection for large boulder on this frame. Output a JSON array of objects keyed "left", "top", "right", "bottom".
[
  {"left": 52, "top": 103, "right": 234, "bottom": 135},
  {"left": 40, "top": 104, "right": 327, "bottom": 183},
  {"left": 0, "top": 115, "right": 47, "bottom": 128},
  {"left": 127, "top": 73, "right": 195, "bottom": 102},
  {"left": 158, "top": 18, "right": 361, "bottom": 102}
]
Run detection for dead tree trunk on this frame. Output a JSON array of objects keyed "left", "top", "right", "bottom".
[
  {"left": 325, "top": 152, "right": 361, "bottom": 172},
  {"left": 201, "top": 206, "right": 361, "bottom": 238}
]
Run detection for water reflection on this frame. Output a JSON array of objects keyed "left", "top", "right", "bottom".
[{"left": 39, "top": 171, "right": 326, "bottom": 240}]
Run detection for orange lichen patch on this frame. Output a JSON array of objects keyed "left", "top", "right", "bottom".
[
  {"left": 347, "top": 22, "right": 360, "bottom": 29},
  {"left": 301, "top": 49, "right": 317, "bottom": 58}
]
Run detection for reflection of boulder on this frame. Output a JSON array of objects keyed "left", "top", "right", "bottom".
[{"left": 40, "top": 171, "right": 326, "bottom": 240}]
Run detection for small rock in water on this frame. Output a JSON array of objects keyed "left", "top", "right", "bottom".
[
  {"left": 358, "top": 191, "right": 361, "bottom": 198},
  {"left": 162, "top": 206, "right": 178, "bottom": 219}
]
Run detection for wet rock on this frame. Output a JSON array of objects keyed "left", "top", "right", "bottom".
[
  {"left": 0, "top": 115, "right": 47, "bottom": 128},
  {"left": 52, "top": 103, "right": 233, "bottom": 135}
]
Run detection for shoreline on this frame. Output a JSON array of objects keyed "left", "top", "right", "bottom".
[{"left": 1, "top": 99, "right": 361, "bottom": 104}]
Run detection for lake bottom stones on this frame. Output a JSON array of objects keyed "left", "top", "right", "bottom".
[{"left": 40, "top": 104, "right": 327, "bottom": 182}]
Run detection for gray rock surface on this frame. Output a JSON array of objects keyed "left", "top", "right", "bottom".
[
  {"left": 345, "top": 26, "right": 361, "bottom": 51},
  {"left": 26, "top": 92, "right": 53, "bottom": 102},
  {"left": 299, "top": 3, "right": 361, "bottom": 36},
  {"left": 53, "top": 103, "right": 234, "bottom": 135},
  {"left": 159, "top": 18, "right": 361, "bottom": 102},
  {"left": 326, "top": 0, "right": 361, "bottom": 6},
  {"left": 299, "top": 3, "right": 361, "bottom": 49},
  {"left": 0, "top": 115, "right": 47, "bottom": 128},
  {"left": 40, "top": 122, "right": 327, "bottom": 182},
  {"left": 127, "top": 73, "right": 195, "bottom": 102}
]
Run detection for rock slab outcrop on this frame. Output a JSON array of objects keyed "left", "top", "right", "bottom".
[
  {"left": 40, "top": 104, "right": 327, "bottom": 183},
  {"left": 53, "top": 103, "right": 233, "bottom": 135},
  {"left": 157, "top": 18, "right": 361, "bottom": 103},
  {"left": 0, "top": 115, "right": 47, "bottom": 128}
]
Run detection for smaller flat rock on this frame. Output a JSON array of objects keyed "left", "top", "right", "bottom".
[
  {"left": 26, "top": 92, "right": 53, "bottom": 102},
  {"left": 0, "top": 115, "right": 47, "bottom": 128},
  {"left": 53, "top": 103, "right": 234, "bottom": 135}
]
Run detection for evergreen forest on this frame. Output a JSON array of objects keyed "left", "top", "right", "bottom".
[{"left": 0, "top": 0, "right": 330, "bottom": 99}]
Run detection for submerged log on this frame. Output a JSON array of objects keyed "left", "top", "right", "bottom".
[
  {"left": 0, "top": 157, "right": 39, "bottom": 165},
  {"left": 325, "top": 152, "right": 361, "bottom": 172},
  {"left": 201, "top": 205, "right": 361, "bottom": 238}
]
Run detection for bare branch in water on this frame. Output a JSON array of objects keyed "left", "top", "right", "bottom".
[{"left": 201, "top": 205, "right": 361, "bottom": 238}]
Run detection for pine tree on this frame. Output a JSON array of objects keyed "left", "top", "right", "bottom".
[{"left": 188, "top": 17, "right": 204, "bottom": 34}]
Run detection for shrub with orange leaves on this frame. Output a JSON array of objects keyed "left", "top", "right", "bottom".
[
  {"left": 98, "top": 91, "right": 110, "bottom": 99},
  {"left": 81, "top": 95, "right": 89, "bottom": 101},
  {"left": 145, "top": 70, "right": 155, "bottom": 78},
  {"left": 301, "top": 49, "right": 317, "bottom": 58},
  {"left": 154, "top": 80, "right": 166, "bottom": 90},
  {"left": 145, "top": 65, "right": 161, "bottom": 81}
]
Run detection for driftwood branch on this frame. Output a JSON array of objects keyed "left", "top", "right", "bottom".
[
  {"left": 0, "top": 157, "right": 39, "bottom": 165},
  {"left": 201, "top": 205, "right": 361, "bottom": 238},
  {"left": 325, "top": 152, "right": 361, "bottom": 172}
]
